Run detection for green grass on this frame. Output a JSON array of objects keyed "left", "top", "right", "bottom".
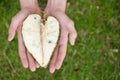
[{"left": 0, "top": 0, "right": 120, "bottom": 80}]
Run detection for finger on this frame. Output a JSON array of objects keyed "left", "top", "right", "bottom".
[
  {"left": 27, "top": 51, "right": 36, "bottom": 72},
  {"left": 8, "top": 10, "right": 29, "bottom": 41},
  {"left": 49, "top": 47, "right": 59, "bottom": 73},
  {"left": 55, "top": 30, "right": 68, "bottom": 69},
  {"left": 35, "top": 61, "right": 40, "bottom": 68},
  {"left": 68, "top": 22, "right": 77, "bottom": 45},
  {"left": 53, "top": 12, "right": 77, "bottom": 45},
  {"left": 17, "top": 27, "right": 28, "bottom": 68},
  {"left": 65, "top": 20, "right": 77, "bottom": 45}
]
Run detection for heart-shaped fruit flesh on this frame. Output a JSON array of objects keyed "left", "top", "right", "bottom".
[{"left": 22, "top": 14, "right": 60, "bottom": 67}]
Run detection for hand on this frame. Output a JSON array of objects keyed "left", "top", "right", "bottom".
[
  {"left": 44, "top": 4, "right": 77, "bottom": 73},
  {"left": 8, "top": 6, "right": 41, "bottom": 71}
]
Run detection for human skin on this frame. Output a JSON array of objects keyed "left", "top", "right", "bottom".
[
  {"left": 8, "top": 0, "right": 77, "bottom": 73},
  {"left": 44, "top": 0, "right": 77, "bottom": 73},
  {"left": 8, "top": 0, "right": 41, "bottom": 71}
]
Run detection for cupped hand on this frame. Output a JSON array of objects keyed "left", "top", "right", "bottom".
[
  {"left": 8, "top": 8, "right": 41, "bottom": 71},
  {"left": 44, "top": 8, "right": 77, "bottom": 73}
]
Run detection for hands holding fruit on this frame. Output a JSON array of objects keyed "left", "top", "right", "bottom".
[{"left": 8, "top": 0, "right": 77, "bottom": 73}]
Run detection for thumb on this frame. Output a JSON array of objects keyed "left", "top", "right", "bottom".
[{"left": 8, "top": 10, "right": 29, "bottom": 41}]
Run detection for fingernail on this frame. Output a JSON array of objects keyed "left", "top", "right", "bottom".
[
  {"left": 71, "top": 40, "right": 75, "bottom": 45},
  {"left": 8, "top": 34, "right": 12, "bottom": 41},
  {"left": 31, "top": 68, "right": 36, "bottom": 72},
  {"left": 50, "top": 68, "right": 55, "bottom": 73},
  {"left": 55, "top": 64, "right": 61, "bottom": 70},
  {"left": 36, "top": 63, "right": 40, "bottom": 68},
  {"left": 23, "top": 64, "right": 28, "bottom": 68},
  {"left": 56, "top": 66, "right": 60, "bottom": 70}
]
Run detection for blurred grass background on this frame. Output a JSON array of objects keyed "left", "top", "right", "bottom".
[{"left": 0, "top": 0, "right": 120, "bottom": 80}]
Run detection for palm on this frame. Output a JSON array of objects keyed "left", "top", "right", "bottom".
[
  {"left": 44, "top": 10, "right": 77, "bottom": 73},
  {"left": 8, "top": 9, "right": 41, "bottom": 71}
]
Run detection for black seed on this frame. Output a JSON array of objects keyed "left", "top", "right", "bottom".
[
  {"left": 34, "top": 17, "right": 37, "bottom": 19},
  {"left": 48, "top": 41, "right": 52, "bottom": 43}
]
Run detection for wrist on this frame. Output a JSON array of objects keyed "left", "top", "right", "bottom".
[
  {"left": 46, "top": 0, "right": 67, "bottom": 12},
  {"left": 20, "top": 0, "right": 39, "bottom": 9},
  {"left": 22, "top": 7, "right": 41, "bottom": 14},
  {"left": 19, "top": 0, "right": 41, "bottom": 14}
]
